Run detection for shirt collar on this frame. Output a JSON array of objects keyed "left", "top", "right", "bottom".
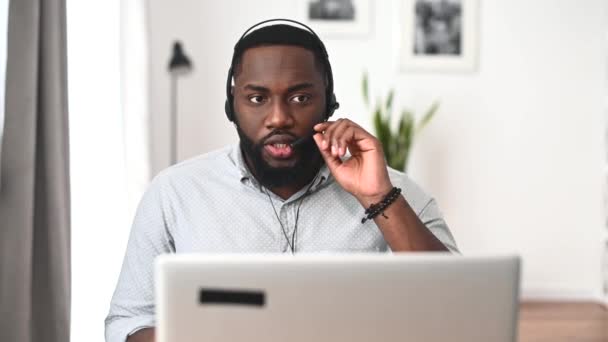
[
  {"left": 229, "top": 143, "right": 332, "bottom": 191},
  {"left": 229, "top": 143, "right": 253, "bottom": 181}
]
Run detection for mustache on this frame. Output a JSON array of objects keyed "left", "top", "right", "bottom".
[{"left": 260, "top": 130, "right": 298, "bottom": 145}]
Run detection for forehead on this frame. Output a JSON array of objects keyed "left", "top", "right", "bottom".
[{"left": 235, "top": 45, "right": 323, "bottom": 85}]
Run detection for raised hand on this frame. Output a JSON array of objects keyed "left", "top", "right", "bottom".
[{"left": 312, "top": 119, "right": 393, "bottom": 207}]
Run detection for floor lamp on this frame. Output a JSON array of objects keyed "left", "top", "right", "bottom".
[{"left": 168, "top": 41, "right": 192, "bottom": 165}]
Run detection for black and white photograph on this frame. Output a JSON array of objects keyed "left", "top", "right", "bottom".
[
  {"left": 308, "top": 0, "right": 356, "bottom": 21},
  {"left": 300, "top": 0, "right": 371, "bottom": 37},
  {"left": 414, "top": 0, "right": 462, "bottom": 55},
  {"left": 400, "top": 0, "right": 478, "bottom": 71}
]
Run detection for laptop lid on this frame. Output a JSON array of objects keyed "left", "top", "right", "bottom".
[{"left": 155, "top": 253, "right": 520, "bottom": 342}]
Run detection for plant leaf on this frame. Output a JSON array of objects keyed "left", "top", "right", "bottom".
[
  {"left": 417, "top": 100, "right": 439, "bottom": 133},
  {"left": 385, "top": 89, "right": 394, "bottom": 122},
  {"left": 373, "top": 103, "right": 390, "bottom": 156},
  {"left": 362, "top": 71, "right": 369, "bottom": 108},
  {"left": 395, "top": 110, "right": 414, "bottom": 171},
  {"left": 402, "top": 111, "right": 414, "bottom": 151}
]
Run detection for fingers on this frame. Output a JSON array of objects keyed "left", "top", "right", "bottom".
[
  {"left": 312, "top": 132, "right": 343, "bottom": 171},
  {"left": 329, "top": 120, "right": 352, "bottom": 156},
  {"left": 314, "top": 119, "right": 370, "bottom": 158}
]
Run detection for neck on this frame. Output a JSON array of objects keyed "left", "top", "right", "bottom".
[
  {"left": 242, "top": 152, "right": 322, "bottom": 200},
  {"left": 266, "top": 168, "right": 320, "bottom": 200}
]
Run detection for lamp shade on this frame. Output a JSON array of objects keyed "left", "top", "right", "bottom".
[{"left": 168, "top": 41, "right": 192, "bottom": 72}]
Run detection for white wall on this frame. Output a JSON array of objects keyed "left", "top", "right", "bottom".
[{"left": 147, "top": 0, "right": 608, "bottom": 300}]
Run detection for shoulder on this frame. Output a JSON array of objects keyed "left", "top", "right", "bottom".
[
  {"left": 386, "top": 167, "right": 434, "bottom": 215},
  {"left": 152, "top": 145, "right": 239, "bottom": 191}
]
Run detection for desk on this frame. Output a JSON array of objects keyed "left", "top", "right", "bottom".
[{"left": 518, "top": 302, "right": 607, "bottom": 341}]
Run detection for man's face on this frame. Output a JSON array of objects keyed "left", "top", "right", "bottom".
[{"left": 233, "top": 45, "right": 326, "bottom": 187}]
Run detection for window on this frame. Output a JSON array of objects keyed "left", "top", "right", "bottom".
[{"left": 0, "top": 0, "right": 9, "bottom": 174}]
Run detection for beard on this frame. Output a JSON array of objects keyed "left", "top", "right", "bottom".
[{"left": 236, "top": 125, "right": 324, "bottom": 189}]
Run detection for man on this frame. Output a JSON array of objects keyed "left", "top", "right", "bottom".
[{"left": 105, "top": 20, "right": 458, "bottom": 342}]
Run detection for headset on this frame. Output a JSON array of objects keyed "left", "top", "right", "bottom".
[{"left": 224, "top": 18, "right": 340, "bottom": 123}]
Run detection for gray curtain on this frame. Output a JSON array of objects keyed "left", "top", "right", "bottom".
[{"left": 0, "top": 0, "right": 70, "bottom": 341}]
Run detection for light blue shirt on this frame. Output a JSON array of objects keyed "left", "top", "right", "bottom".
[{"left": 105, "top": 144, "right": 458, "bottom": 341}]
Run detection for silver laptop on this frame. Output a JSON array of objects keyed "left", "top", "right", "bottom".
[{"left": 155, "top": 253, "right": 520, "bottom": 342}]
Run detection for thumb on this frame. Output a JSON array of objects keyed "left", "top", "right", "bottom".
[{"left": 313, "top": 133, "right": 342, "bottom": 172}]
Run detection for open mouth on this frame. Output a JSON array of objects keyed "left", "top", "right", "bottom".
[{"left": 264, "top": 143, "right": 294, "bottom": 159}]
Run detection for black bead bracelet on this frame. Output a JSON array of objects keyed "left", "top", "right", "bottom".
[{"left": 361, "top": 187, "right": 402, "bottom": 224}]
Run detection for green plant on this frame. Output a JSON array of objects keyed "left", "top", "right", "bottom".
[{"left": 362, "top": 71, "right": 439, "bottom": 171}]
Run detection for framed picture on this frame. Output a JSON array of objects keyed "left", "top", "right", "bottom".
[
  {"left": 400, "top": 0, "right": 478, "bottom": 72},
  {"left": 300, "top": 0, "right": 372, "bottom": 37}
]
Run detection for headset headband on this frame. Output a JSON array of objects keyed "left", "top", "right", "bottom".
[
  {"left": 236, "top": 18, "right": 328, "bottom": 57},
  {"left": 225, "top": 18, "right": 339, "bottom": 122}
]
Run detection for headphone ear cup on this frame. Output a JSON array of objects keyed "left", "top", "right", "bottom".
[
  {"left": 224, "top": 99, "right": 233, "bottom": 122},
  {"left": 326, "top": 93, "right": 338, "bottom": 119}
]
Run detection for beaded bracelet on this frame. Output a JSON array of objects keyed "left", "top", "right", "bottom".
[{"left": 361, "top": 187, "right": 402, "bottom": 224}]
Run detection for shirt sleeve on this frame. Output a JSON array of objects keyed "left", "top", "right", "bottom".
[
  {"left": 388, "top": 169, "right": 459, "bottom": 253},
  {"left": 417, "top": 197, "right": 459, "bottom": 253},
  {"left": 105, "top": 174, "right": 175, "bottom": 342}
]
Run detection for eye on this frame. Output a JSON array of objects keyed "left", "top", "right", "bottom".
[
  {"left": 291, "top": 94, "right": 311, "bottom": 103},
  {"left": 248, "top": 95, "right": 265, "bottom": 104}
]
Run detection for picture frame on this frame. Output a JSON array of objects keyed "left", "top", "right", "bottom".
[
  {"left": 299, "top": 0, "right": 372, "bottom": 38},
  {"left": 400, "top": 0, "right": 479, "bottom": 72}
]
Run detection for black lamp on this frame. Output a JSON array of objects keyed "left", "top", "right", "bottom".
[
  {"left": 169, "top": 41, "right": 192, "bottom": 73},
  {"left": 168, "top": 41, "right": 193, "bottom": 165}
]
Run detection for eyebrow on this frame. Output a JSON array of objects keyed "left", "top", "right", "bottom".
[{"left": 242, "top": 82, "right": 315, "bottom": 93}]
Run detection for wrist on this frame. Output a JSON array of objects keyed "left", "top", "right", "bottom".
[
  {"left": 357, "top": 184, "right": 394, "bottom": 208},
  {"left": 360, "top": 187, "right": 403, "bottom": 224}
]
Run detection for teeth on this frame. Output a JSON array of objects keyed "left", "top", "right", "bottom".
[{"left": 274, "top": 143, "right": 288, "bottom": 148}]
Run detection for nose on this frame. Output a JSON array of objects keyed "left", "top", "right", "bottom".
[{"left": 265, "top": 98, "right": 294, "bottom": 129}]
